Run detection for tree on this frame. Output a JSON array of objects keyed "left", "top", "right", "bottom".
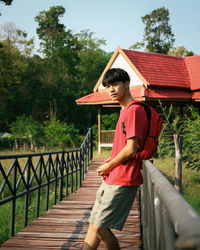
[
  {"left": 0, "top": 22, "right": 35, "bottom": 131},
  {"left": 43, "top": 119, "right": 80, "bottom": 148},
  {"left": 35, "top": 6, "right": 82, "bottom": 122},
  {"left": 0, "top": 0, "right": 13, "bottom": 5},
  {"left": 129, "top": 42, "right": 145, "bottom": 51},
  {"left": 141, "top": 7, "right": 175, "bottom": 54},
  {"left": 159, "top": 101, "right": 183, "bottom": 192},
  {"left": 74, "top": 30, "right": 111, "bottom": 132},
  {"left": 182, "top": 107, "right": 200, "bottom": 171},
  {"left": 0, "top": 0, "right": 13, "bottom": 16},
  {"left": 10, "top": 115, "right": 43, "bottom": 150},
  {"left": 168, "top": 46, "right": 195, "bottom": 57}
]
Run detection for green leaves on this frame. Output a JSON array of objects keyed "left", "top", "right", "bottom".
[
  {"left": 43, "top": 119, "right": 80, "bottom": 149},
  {"left": 182, "top": 107, "right": 200, "bottom": 171},
  {"left": 10, "top": 116, "right": 80, "bottom": 150},
  {"left": 158, "top": 102, "right": 200, "bottom": 171},
  {"left": 141, "top": 7, "right": 175, "bottom": 54},
  {"left": 10, "top": 115, "right": 43, "bottom": 147}
]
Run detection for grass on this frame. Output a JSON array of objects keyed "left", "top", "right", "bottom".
[
  {"left": 153, "top": 157, "right": 200, "bottom": 214},
  {"left": 93, "top": 148, "right": 111, "bottom": 159}
]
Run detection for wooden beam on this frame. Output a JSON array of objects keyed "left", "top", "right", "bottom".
[{"left": 98, "top": 106, "right": 101, "bottom": 154}]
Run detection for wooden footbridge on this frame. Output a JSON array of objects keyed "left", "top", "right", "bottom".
[
  {"left": 0, "top": 158, "right": 141, "bottom": 249},
  {"left": 1, "top": 129, "right": 200, "bottom": 250}
]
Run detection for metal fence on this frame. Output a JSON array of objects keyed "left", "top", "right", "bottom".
[
  {"left": 141, "top": 160, "right": 200, "bottom": 250},
  {"left": 0, "top": 128, "right": 93, "bottom": 238}
]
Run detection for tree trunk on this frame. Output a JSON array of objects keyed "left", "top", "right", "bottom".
[
  {"left": 49, "top": 99, "right": 57, "bottom": 121},
  {"left": 173, "top": 134, "right": 183, "bottom": 193}
]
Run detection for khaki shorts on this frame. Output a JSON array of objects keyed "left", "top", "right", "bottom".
[{"left": 89, "top": 181, "right": 138, "bottom": 231}]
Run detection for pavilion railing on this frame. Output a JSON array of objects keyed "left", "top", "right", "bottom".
[
  {"left": 141, "top": 160, "right": 200, "bottom": 250},
  {"left": 100, "top": 130, "right": 115, "bottom": 145},
  {"left": 0, "top": 128, "right": 93, "bottom": 239}
]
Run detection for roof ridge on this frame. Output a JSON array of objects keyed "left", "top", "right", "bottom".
[{"left": 122, "top": 48, "right": 184, "bottom": 60}]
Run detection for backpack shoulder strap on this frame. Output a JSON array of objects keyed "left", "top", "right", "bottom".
[
  {"left": 121, "top": 101, "right": 151, "bottom": 152},
  {"left": 129, "top": 101, "right": 151, "bottom": 151}
]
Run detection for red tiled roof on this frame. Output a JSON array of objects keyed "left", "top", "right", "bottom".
[
  {"left": 76, "top": 87, "right": 146, "bottom": 104},
  {"left": 185, "top": 55, "right": 200, "bottom": 91},
  {"left": 76, "top": 91, "right": 111, "bottom": 104},
  {"left": 122, "top": 49, "right": 191, "bottom": 89},
  {"left": 145, "top": 88, "right": 192, "bottom": 99},
  {"left": 76, "top": 87, "right": 193, "bottom": 105}
]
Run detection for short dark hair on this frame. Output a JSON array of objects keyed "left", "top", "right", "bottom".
[{"left": 102, "top": 68, "right": 130, "bottom": 87}]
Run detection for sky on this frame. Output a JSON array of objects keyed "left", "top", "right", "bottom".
[{"left": 0, "top": 0, "right": 200, "bottom": 55}]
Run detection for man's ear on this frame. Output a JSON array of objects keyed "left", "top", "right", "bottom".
[{"left": 125, "top": 81, "right": 130, "bottom": 88}]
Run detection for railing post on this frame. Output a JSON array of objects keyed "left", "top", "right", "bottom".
[
  {"left": 10, "top": 160, "right": 17, "bottom": 237},
  {"left": 24, "top": 157, "right": 31, "bottom": 227},
  {"left": 90, "top": 128, "right": 93, "bottom": 161},
  {"left": 59, "top": 151, "right": 64, "bottom": 202},
  {"left": 79, "top": 150, "right": 82, "bottom": 187},
  {"left": 174, "top": 134, "right": 183, "bottom": 193},
  {"left": 36, "top": 156, "right": 42, "bottom": 218},
  {"left": 45, "top": 154, "right": 52, "bottom": 211}
]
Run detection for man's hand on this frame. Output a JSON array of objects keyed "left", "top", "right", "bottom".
[
  {"left": 97, "top": 162, "right": 113, "bottom": 177},
  {"left": 97, "top": 138, "right": 138, "bottom": 178}
]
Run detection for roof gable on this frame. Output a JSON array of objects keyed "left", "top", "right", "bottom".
[
  {"left": 122, "top": 49, "right": 191, "bottom": 89},
  {"left": 98, "top": 52, "right": 144, "bottom": 90},
  {"left": 185, "top": 55, "right": 200, "bottom": 91},
  {"left": 93, "top": 47, "right": 148, "bottom": 92}
]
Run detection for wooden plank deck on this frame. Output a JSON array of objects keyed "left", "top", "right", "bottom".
[{"left": 0, "top": 158, "right": 142, "bottom": 250}]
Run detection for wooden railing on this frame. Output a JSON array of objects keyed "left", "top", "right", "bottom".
[
  {"left": 98, "top": 130, "right": 115, "bottom": 153},
  {"left": 141, "top": 160, "right": 200, "bottom": 250},
  {"left": 0, "top": 128, "right": 93, "bottom": 240}
]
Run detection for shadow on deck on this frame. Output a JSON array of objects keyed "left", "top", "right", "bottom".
[{"left": 0, "top": 159, "right": 141, "bottom": 250}]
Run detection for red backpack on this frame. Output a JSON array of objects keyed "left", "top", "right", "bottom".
[{"left": 122, "top": 101, "right": 163, "bottom": 160}]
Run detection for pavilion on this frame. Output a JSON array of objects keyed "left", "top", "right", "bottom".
[{"left": 76, "top": 47, "right": 200, "bottom": 152}]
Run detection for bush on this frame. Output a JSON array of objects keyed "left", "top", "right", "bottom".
[
  {"left": 182, "top": 107, "right": 200, "bottom": 171},
  {"left": 43, "top": 119, "right": 80, "bottom": 149}
]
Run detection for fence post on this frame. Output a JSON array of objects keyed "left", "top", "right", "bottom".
[{"left": 174, "top": 134, "right": 183, "bottom": 193}]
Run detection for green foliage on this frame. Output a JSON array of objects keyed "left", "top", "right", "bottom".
[
  {"left": 92, "top": 112, "right": 118, "bottom": 144},
  {"left": 101, "top": 113, "right": 118, "bottom": 130},
  {"left": 141, "top": 7, "right": 175, "bottom": 54},
  {"left": 154, "top": 157, "right": 200, "bottom": 214},
  {"left": 157, "top": 134, "right": 174, "bottom": 158},
  {"left": 168, "top": 46, "right": 195, "bottom": 57},
  {"left": 158, "top": 102, "right": 200, "bottom": 171},
  {"left": 0, "top": 0, "right": 13, "bottom": 5},
  {"left": 76, "top": 30, "right": 111, "bottom": 95},
  {"left": 9, "top": 116, "right": 80, "bottom": 149},
  {"left": 182, "top": 107, "right": 200, "bottom": 171},
  {"left": 159, "top": 100, "right": 183, "bottom": 135},
  {"left": 43, "top": 119, "right": 80, "bottom": 148},
  {"left": 129, "top": 42, "right": 145, "bottom": 51},
  {"left": 0, "top": 5, "right": 111, "bottom": 134},
  {"left": 10, "top": 115, "right": 43, "bottom": 146},
  {"left": 157, "top": 101, "right": 182, "bottom": 158}
]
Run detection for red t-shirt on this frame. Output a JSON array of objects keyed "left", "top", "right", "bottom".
[{"left": 104, "top": 100, "right": 148, "bottom": 186}]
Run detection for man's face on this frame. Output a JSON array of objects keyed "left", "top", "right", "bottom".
[{"left": 105, "top": 81, "right": 129, "bottom": 101}]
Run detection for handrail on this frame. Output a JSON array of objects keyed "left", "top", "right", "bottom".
[
  {"left": 0, "top": 128, "right": 93, "bottom": 240},
  {"left": 141, "top": 160, "right": 200, "bottom": 250}
]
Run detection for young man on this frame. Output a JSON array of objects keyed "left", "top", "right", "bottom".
[{"left": 82, "top": 68, "right": 148, "bottom": 250}]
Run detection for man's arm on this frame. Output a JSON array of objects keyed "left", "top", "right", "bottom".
[{"left": 97, "top": 137, "right": 138, "bottom": 177}]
